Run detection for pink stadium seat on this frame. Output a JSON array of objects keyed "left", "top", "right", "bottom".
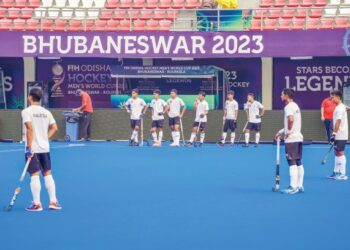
[
  {"left": 186, "top": 0, "right": 199, "bottom": 8},
  {"left": 27, "top": 0, "right": 40, "bottom": 7},
  {"left": 250, "top": 19, "right": 262, "bottom": 30},
  {"left": 173, "top": 0, "right": 185, "bottom": 9},
  {"left": 128, "top": 10, "right": 139, "bottom": 19},
  {"left": 106, "top": 0, "right": 119, "bottom": 8},
  {"left": 253, "top": 9, "right": 268, "bottom": 19},
  {"left": 2, "top": 0, "right": 15, "bottom": 8},
  {"left": 278, "top": 18, "right": 292, "bottom": 29},
  {"left": 0, "top": 8, "right": 6, "bottom": 18},
  {"left": 133, "top": 0, "right": 146, "bottom": 8},
  {"left": 153, "top": 10, "right": 166, "bottom": 20},
  {"left": 106, "top": 19, "right": 119, "bottom": 31},
  {"left": 273, "top": 0, "right": 286, "bottom": 7},
  {"left": 119, "top": 0, "right": 132, "bottom": 8},
  {"left": 300, "top": 0, "right": 313, "bottom": 7},
  {"left": 292, "top": 18, "right": 305, "bottom": 29},
  {"left": 281, "top": 9, "right": 295, "bottom": 18},
  {"left": 26, "top": 18, "right": 38, "bottom": 30},
  {"left": 21, "top": 8, "right": 33, "bottom": 19},
  {"left": 140, "top": 10, "right": 153, "bottom": 20},
  {"left": 0, "top": 19, "right": 12, "bottom": 29},
  {"left": 264, "top": 19, "right": 277, "bottom": 29},
  {"left": 12, "top": 18, "right": 25, "bottom": 29},
  {"left": 133, "top": 19, "right": 146, "bottom": 30},
  {"left": 119, "top": 19, "right": 131, "bottom": 30},
  {"left": 260, "top": 0, "right": 272, "bottom": 7},
  {"left": 320, "top": 17, "right": 333, "bottom": 29},
  {"left": 295, "top": 8, "right": 307, "bottom": 18},
  {"left": 306, "top": 18, "right": 319, "bottom": 29},
  {"left": 146, "top": 0, "right": 158, "bottom": 9},
  {"left": 41, "top": 19, "right": 53, "bottom": 30},
  {"left": 334, "top": 17, "right": 348, "bottom": 28},
  {"left": 100, "top": 9, "right": 114, "bottom": 20},
  {"left": 286, "top": 0, "right": 299, "bottom": 7},
  {"left": 166, "top": 10, "right": 178, "bottom": 20},
  {"left": 112, "top": 10, "right": 126, "bottom": 20},
  {"left": 55, "top": 19, "right": 67, "bottom": 30},
  {"left": 146, "top": 19, "right": 158, "bottom": 30},
  {"left": 159, "top": 19, "right": 172, "bottom": 30},
  {"left": 309, "top": 8, "right": 323, "bottom": 18},
  {"left": 95, "top": 20, "right": 107, "bottom": 30},
  {"left": 8, "top": 8, "right": 21, "bottom": 19},
  {"left": 15, "top": 0, "right": 27, "bottom": 7},
  {"left": 159, "top": 0, "right": 172, "bottom": 9},
  {"left": 268, "top": 9, "right": 281, "bottom": 19},
  {"left": 314, "top": 0, "right": 326, "bottom": 6},
  {"left": 83, "top": 20, "right": 94, "bottom": 30}
]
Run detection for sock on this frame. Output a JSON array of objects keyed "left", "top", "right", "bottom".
[
  {"left": 134, "top": 131, "right": 138, "bottom": 143},
  {"left": 30, "top": 175, "right": 41, "bottom": 205},
  {"left": 221, "top": 132, "right": 227, "bottom": 143},
  {"left": 152, "top": 132, "right": 157, "bottom": 142},
  {"left": 44, "top": 175, "right": 57, "bottom": 203},
  {"left": 190, "top": 132, "right": 196, "bottom": 143},
  {"left": 200, "top": 132, "right": 205, "bottom": 143},
  {"left": 174, "top": 131, "right": 180, "bottom": 145},
  {"left": 289, "top": 165, "right": 298, "bottom": 189},
  {"left": 297, "top": 165, "right": 304, "bottom": 188},
  {"left": 131, "top": 130, "right": 137, "bottom": 140},
  {"left": 245, "top": 133, "right": 249, "bottom": 144},
  {"left": 158, "top": 131, "right": 163, "bottom": 142},
  {"left": 230, "top": 132, "right": 236, "bottom": 144},
  {"left": 338, "top": 155, "right": 346, "bottom": 175},
  {"left": 334, "top": 156, "right": 342, "bottom": 173},
  {"left": 255, "top": 132, "right": 260, "bottom": 144}
]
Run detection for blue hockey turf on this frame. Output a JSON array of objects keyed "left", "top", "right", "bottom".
[{"left": 0, "top": 142, "right": 349, "bottom": 250}]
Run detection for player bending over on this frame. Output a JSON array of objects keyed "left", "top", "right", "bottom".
[
  {"left": 149, "top": 89, "right": 167, "bottom": 147},
  {"left": 218, "top": 90, "right": 239, "bottom": 147},
  {"left": 275, "top": 88, "right": 305, "bottom": 194},
  {"left": 125, "top": 89, "right": 147, "bottom": 146},
  {"left": 243, "top": 93, "right": 265, "bottom": 147},
  {"left": 166, "top": 89, "right": 186, "bottom": 147},
  {"left": 22, "top": 88, "right": 62, "bottom": 211},
  {"left": 186, "top": 91, "right": 209, "bottom": 147},
  {"left": 328, "top": 90, "right": 348, "bottom": 180}
]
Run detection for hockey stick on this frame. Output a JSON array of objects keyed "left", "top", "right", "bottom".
[
  {"left": 237, "top": 121, "right": 249, "bottom": 144},
  {"left": 140, "top": 119, "right": 144, "bottom": 147},
  {"left": 272, "top": 138, "right": 281, "bottom": 192},
  {"left": 146, "top": 131, "right": 153, "bottom": 146},
  {"left": 4, "top": 157, "right": 32, "bottom": 212},
  {"left": 179, "top": 117, "right": 185, "bottom": 146},
  {"left": 321, "top": 143, "right": 334, "bottom": 165}
]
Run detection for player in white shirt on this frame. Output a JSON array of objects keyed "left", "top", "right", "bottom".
[
  {"left": 149, "top": 89, "right": 167, "bottom": 147},
  {"left": 166, "top": 89, "right": 186, "bottom": 147},
  {"left": 244, "top": 93, "right": 265, "bottom": 147},
  {"left": 327, "top": 90, "right": 348, "bottom": 180},
  {"left": 275, "top": 88, "right": 305, "bottom": 195},
  {"left": 125, "top": 89, "right": 148, "bottom": 146},
  {"left": 21, "top": 88, "right": 61, "bottom": 211},
  {"left": 218, "top": 90, "right": 239, "bottom": 147},
  {"left": 186, "top": 91, "right": 209, "bottom": 147}
]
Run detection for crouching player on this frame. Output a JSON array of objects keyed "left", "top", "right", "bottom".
[
  {"left": 125, "top": 89, "right": 147, "bottom": 146},
  {"left": 244, "top": 93, "right": 265, "bottom": 147},
  {"left": 328, "top": 90, "right": 348, "bottom": 180},
  {"left": 275, "top": 88, "right": 304, "bottom": 194},
  {"left": 149, "top": 89, "right": 167, "bottom": 147},
  {"left": 167, "top": 89, "right": 186, "bottom": 147},
  {"left": 22, "top": 88, "right": 62, "bottom": 211},
  {"left": 218, "top": 90, "right": 239, "bottom": 146},
  {"left": 186, "top": 91, "right": 209, "bottom": 147}
]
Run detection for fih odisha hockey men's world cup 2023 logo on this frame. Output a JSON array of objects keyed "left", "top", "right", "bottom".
[
  {"left": 344, "top": 30, "right": 350, "bottom": 56},
  {"left": 50, "top": 61, "right": 65, "bottom": 98}
]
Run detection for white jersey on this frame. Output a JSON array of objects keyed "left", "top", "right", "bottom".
[
  {"left": 225, "top": 99, "right": 239, "bottom": 120},
  {"left": 21, "top": 105, "right": 56, "bottom": 153},
  {"left": 167, "top": 97, "right": 185, "bottom": 118},
  {"left": 150, "top": 98, "right": 167, "bottom": 121},
  {"left": 284, "top": 101, "right": 303, "bottom": 143},
  {"left": 125, "top": 97, "right": 146, "bottom": 120},
  {"left": 333, "top": 103, "right": 348, "bottom": 140},
  {"left": 195, "top": 100, "right": 209, "bottom": 122},
  {"left": 245, "top": 101, "right": 264, "bottom": 123}
]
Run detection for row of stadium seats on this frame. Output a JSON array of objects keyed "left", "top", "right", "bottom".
[
  {"left": 250, "top": 16, "right": 349, "bottom": 29},
  {"left": 0, "top": 0, "right": 201, "bottom": 9},
  {"left": 259, "top": 0, "right": 350, "bottom": 8},
  {"left": 0, "top": 17, "right": 173, "bottom": 30}
]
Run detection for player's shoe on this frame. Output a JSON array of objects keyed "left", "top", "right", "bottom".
[
  {"left": 216, "top": 141, "right": 225, "bottom": 147},
  {"left": 132, "top": 141, "right": 139, "bottom": 146},
  {"left": 185, "top": 142, "right": 193, "bottom": 147},
  {"left": 327, "top": 172, "right": 339, "bottom": 180},
  {"left": 280, "top": 186, "right": 299, "bottom": 195},
  {"left": 198, "top": 143, "right": 203, "bottom": 147},
  {"left": 336, "top": 174, "right": 348, "bottom": 180},
  {"left": 49, "top": 201, "right": 62, "bottom": 210},
  {"left": 152, "top": 141, "right": 161, "bottom": 147},
  {"left": 170, "top": 142, "right": 179, "bottom": 147},
  {"left": 25, "top": 202, "right": 43, "bottom": 212},
  {"left": 242, "top": 143, "right": 249, "bottom": 147},
  {"left": 129, "top": 139, "right": 134, "bottom": 146},
  {"left": 254, "top": 143, "right": 258, "bottom": 148},
  {"left": 298, "top": 187, "right": 305, "bottom": 193}
]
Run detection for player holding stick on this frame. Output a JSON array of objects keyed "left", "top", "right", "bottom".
[
  {"left": 125, "top": 89, "right": 147, "bottom": 146},
  {"left": 327, "top": 90, "right": 348, "bottom": 180},
  {"left": 275, "top": 88, "right": 304, "bottom": 195},
  {"left": 243, "top": 93, "right": 265, "bottom": 147},
  {"left": 217, "top": 90, "right": 239, "bottom": 147},
  {"left": 149, "top": 89, "right": 167, "bottom": 147},
  {"left": 186, "top": 91, "right": 209, "bottom": 147},
  {"left": 166, "top": 89, "right": 186, "bottom": 147},
  {"left": 22, "top": 88, "right": 61, "bottom": 211}
]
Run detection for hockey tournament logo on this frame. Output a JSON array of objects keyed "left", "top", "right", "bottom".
[
  {"left": 343, "top": 29, "right": 350, "bottom": 56},
  {"left": 50, "top": 61, "right": 65, "bottom": 98}
]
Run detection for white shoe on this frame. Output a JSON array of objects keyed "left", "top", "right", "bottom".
[
  {"left": 170, "top": 142, "right": 179, "bottom": 147},
  {"left": 336, "top": 175, "right": 348, "bottom": 180}
]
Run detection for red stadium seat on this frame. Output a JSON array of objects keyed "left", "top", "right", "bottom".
[
  {"left": 0, "top": 8, "right": 6, "bottom": 18},
  {"left": 173, "top": 0, "right": 185, "bottom": 9},
  {"left": 26, "top": 18, "right": 39, "bottom": 30},
  {"left": 21, "top": 8, "right": 33, "bottom": 19},
  {"left": 146, "top": 0, "right": 158, "bottom": 8},
  {"left": 185, "top": 0, "right": 199, "bottom": 8},
  {"left": 295, "top": 8, "right": 307, "bottom": 18},
  {"left": 128, "top": 10, "right": 139, "bottom": 19},
  {"left": 146, "top": 19, "right": 158, "bottom": 30},
  {"left": 133, "top": 19, "right": 146, "bottom": 30},
  {"left": 106, "top": 19, "right": 119, "bottom": 31},
  {"left": 2, "top": 0, "right": 15, "bottom": 8},
  {"left": 309, "top": 8, "right": 323, "bottom": 18},
  {"left": 300, "top": 0, "right": 313, "bottom": 7},
  {"left": 27, "top": 0, "right": 40, "bottom": 7},
  {"left": 153, "top": 10, "right": 166, "bottom": 19},
  {"left": 320, "top": 17, "right": 333, "bottom": 29},
  {"left": 286, "top": 0, "right": 299, "bottom": 7},
  {"left": 55, "top": 19, "right": 67, "bottom": 30},
  {"left": 159, "top": 19, "right": 171, "bottom": 30},
  {"left": 119, "top": 0, "right": 132, "bottom": 8},
  {"left": 260, "top": 0, "right": 272, "bottom": 7},
  {"left": 94, "top": 20, "right": 107, "bottom": 30},
  {"left": 0, "top": 19, "right": 12, "bottom": 29},
  {"left": 119, "top": 19, "right": 131, "bottom": 30},
  {"left": 159, "top": 0, "right": 172, "bottom": 9},
  {"left": 306, "top": 18, "right": 319, "bottom": 29},
  {"left": 8, "top": 8, "right": 21, "bottom": 19},
  {"left": 140, "top": 10, "right": 153, "bottom": 20},
  {"left": 314, "top": 0, "right": 326, "bottom": 6},
  {"left": 13, "top": 18, "right": 25, "bottom": 29},
  {"left": 106, "top": 0, "right": 119, "bottom": 8},
  {"left": 166, "top": 10, "right": 178, "bottom": 20},
  {"left": 250, "top": 19, "right": 262, "bottom": 30},
  {"left": 281, "top": 9, "right": 295, "bottom": 18},
  {"left": 15, "top": 0, "right": 27, "bottom": 8},
  {"left": 273, "top": 0, "right": 286, "bottom": 7},
  {"left": 334, "top": 17, "right": 348, "bottom": 28},
  {"left": 112, "top": 10, "right": 126, "bottom": 19},
  {"left": 67, "top": 20, "right": 82, "bottom": 31},
  {"left": 253, "top": 9, "right": 268, "bottom": 19},
  {"left": 292, "top": 18, "right": 305, "bottom": 29},
  {"left": 278, "top": 18, "right": 292, "bottom": 29},
  {"left": 133, "top": 0, "right": 146, "bottom": 8},
  {"left": 264, "top": 18, "right": 277, "bottom": 29},
  {"left": 41, "top": 19, "right": 53, "bottom": 30},
  {"left": 100, "top": 9, "right": 114, "bottom": 20},
  {"left": 268, "top": 9, "right": 281, "bottom": 19},
  {"left": 83, "top": 19, "right": 94, "bottom": 30}
]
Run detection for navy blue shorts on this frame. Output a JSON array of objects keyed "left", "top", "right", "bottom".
[
  {"left": 131, "top": 119, "right": 141, "bottom": 129},
  {"left": 223, "top": 119, "right": 237, "bottom": 132},
  {"left": 26, "top": 153, "right": 52, "bottom": 175},
  {"left": 334, "top": 140, "right": 347, "bottom": 152},
  {"left": 285, "top": 142, "right": 303, "bottom": 161},
  {"left": 169, "top": 117, "right": 180, "bottom": 126},
  {"left": 152, "top": 119, "right": 164, "bottom": 128},
  {"left": 246, "top": 122, "right": 261, "bottom": 131},
  {"left": 193, "top": 122, "right": 206, "bottom": 129}
]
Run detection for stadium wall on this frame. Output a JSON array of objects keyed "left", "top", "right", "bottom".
[{"left": 0, "top": 109, "right": 332, "bottom": 142}]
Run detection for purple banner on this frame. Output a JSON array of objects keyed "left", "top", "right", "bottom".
[
  {"left": 0, "top": 58, "right": 24, "bottom": 109},
  {"left": 0, "top": 30, "right": 348, "bottom": 58},
  {"left": 273, "top": 57, "right": 350, "bottom": 109}
]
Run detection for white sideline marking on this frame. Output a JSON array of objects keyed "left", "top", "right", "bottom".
[{"left": 0, "top": 144, "right": 86, "bottom": 154}]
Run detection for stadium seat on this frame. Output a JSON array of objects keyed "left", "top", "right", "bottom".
[
  {"left": 94, "top": 19, "right": 107, "bottom": 30},
  {"left": 67, "top": 0, "right": 80, "bottom": 7},
  {"left": 84, "top": 19, "right": 94, "bottom": 30},
  {"left": 106, "top": 0, "right": 119, "bottom": 8},
  {"left": 133, "top": 0, "right": 146, "bottom": 8},
  {"left": 314, "top": 0, "right": 326, "bottom": 6},
  {"left": 260, "top": 0, "right": 272, "bottom": 7},
  {"left": 286, "top": 0, "right": 299, "bottom": 7},
  {"left": 0, "top": 19, "right": 12, "bottom": 30},
  {"left": 264, "top": 18, "right": 277, "bottom": 29},
  {"left": 100, "top": 9, "right": 113, "bottom": 19},
  {"left": 268, "top": 9, "right": 281, "bottom": 19},
  {"left": 329, "top": 0, "right": 340, "bottom": 4},
  {"left": 146, "top": 0, "right": 158, "bottom": 9},
  {"left": 94, "top": 0, "right": 106, "bottom": 7},
  {"left": 306, "top": 18, "right": 319, "bottom": 29},
  {"left": 146, "top": 19, "right": 158, "bottom": 30},
  {"left": 15, "top": 0, "right": 27, "bottom": 8},
  {"left": 159, "top": 0, "right": 172, "bottom": 9},
  {"left": 339, "top": 6, "right": 350, "bottom": 15},
  {"left": 74, "top": 9, "right": 87, "bottom": 19},
  {"left": 292, "top": 18, "right": 305, "bottom": 29},
  {"left": 295, "top": 8, "right": 307, "bottom": 18},
  {"left": 55, "top": 0, "right": 67, "bottom": 8},
  {"left": 159, "top": 19, "right": 171, "bottom": 30},
  {"left": 140, "top": 10, "right": 153, "bottom": 19},
  {"left": 253, "top": 9, "right": 268, "bottom": 19},
  {"left": 273, "top": 0, "right": 286, "bottom": 7},
  {"left": 106, "top": 19, "right": 118, "bottom": 30},
  {"left": 112, "top": 10, "right": 126, "bottom": 19},
  {"left": 250, "top": 19, "right": 262, "bottom": 30},
  {"left": 41, "top": 19, "right": 54, "bottom": 30},
  {"left": 166, "top": 10, "right": 178, "bottom": 20},
  {"left": 309, "top": 8, "right": 323, "bottom": 18},
  {"left": 324, "top": 6, "right": 337, "bottom": 16},
  {"left": 300, "top": 0, "right": 313, "bottom": 7},
  {"left": 2, "top": 0, "right": 15, "bottom": 8},
  {"left": 81, "top": 0, "right": 94, "bottom": 7},
  {"left": 320, "top": 17, "right": 333, "bottom": 28},
  {"left": 173, "top": 0, "right": 185, "bottom": 9},
  {"left": 8, "top": 8, "right": 21, "bottom": 19},
  {"left": 21, "top": 8, "right": 33, "bottom": 19},
  {"left": 128, "top": 10, "right": 139, "bottom": 19},
  {"left": 119, "top": 19, "right": 130, "bottom": 30},
  {"left": 278, "top": 18, "right": 292, "bottom": 29},
  {"left": 42, "top": 0, "right": 54, "bottom": 7},
  {"left": 186, "top": 0, "right": 199, "bottom": 8},
  {"left": 87, "top": 9, "right": 99, "bottom": 18},
  {"left": 153, "top": 10, "right": 166, "bottom": 19},
  {"left": 55, "top": 19, "right": 67, "bottom": 30},
  {"left": 61, "top": 8, "right": 73, "bottom": 19},
  {"left": 26, "top": 18, "right": 39, "bottom": 30},
  {"left": 119, "top": 0, "right": 132, "bottom": 8},
  {"left": 133, "top": 19, "right": 146, "bottom": 30},
  {"left": 281, "top": 9, "right": 295, "bottom": 18},
  {"left": 27, "top": 0, "right": 40, "bottom": 7},
  {"left": 334, "top": 17, "right": 348, "bottom": 28},
  {"left": 67, "top": 19, "right": 82, "bottom": 31},
  {"left": 47, "top": 8, "right": 59, "bottom": 18},
  {"left": 0, "top": 8, "right": 6, "bottom": 19},
  {"left": 13, "top": 18, "right": 25, "bottom": 29}
]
